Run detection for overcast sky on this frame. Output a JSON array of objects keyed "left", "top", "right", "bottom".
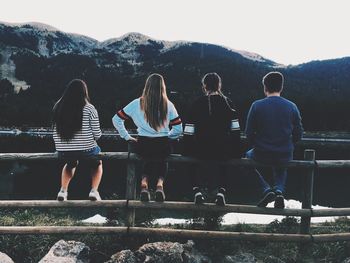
[{"left": 1, "top": 0, "right": 350, "bottom": 65}]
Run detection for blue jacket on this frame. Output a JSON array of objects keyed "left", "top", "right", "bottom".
[{"left": 245, "top": 96, "right": 303, "bottom": 160}]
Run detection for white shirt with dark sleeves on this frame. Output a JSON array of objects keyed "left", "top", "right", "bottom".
[
  {"left": 53, "top": 103, "right": 102, "bottom": 151},
  {"left": 112, "top": 98, "right": 183, "bottom": 140}
]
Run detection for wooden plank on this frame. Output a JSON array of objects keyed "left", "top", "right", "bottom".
[
  {"left": 0, "top": 200, "right": 310, "bottom": 216},
  {"left": 312, "top": 208, "right": 350, "bottom": 217},
  {"left": 125, "top": 145, "right": 137, "bottom": 227},
  {"left": 0, "top": 226, "right": 128, "bottom": 235},
  {"left": 0, "top": 152, "right": 129, "bottom": 162},
  {"left": 4, "top": 200, "right": 350, "bottom": 218},
  {"left": 300, "top": 149, "right": 315, "bottom": 235},
  {"left": 128, "top": 201, "right": 311, "bottom": 217},
  {"left": 0, "top": 152, "right": 316, "bottom": 168},
  {"left": 317, "top": 160, "right": 350, "bottom": 169},
  {"left": 0, "top": 226, "right": 311, "bottom": 242},
  {"left": 313, "top": 233, "right": 350, "bottom": 243},
  {"left": 0, "top": 200, "right": 127, "bottom": 208}
]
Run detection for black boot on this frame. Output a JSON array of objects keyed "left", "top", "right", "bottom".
[
  {"left": 257, "top": 189, "right": 276, "bottom": 207},
  {"left": 274, "top": 190, "right": 285, "bottom": 209},
  {"left": 215, "top": 188, "right": 226, "bottom": 206},
  {"left": 193, "top": 187, "right": 205, "bottom": 205}
]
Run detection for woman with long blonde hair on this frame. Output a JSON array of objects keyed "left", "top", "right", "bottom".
[{"left": 113, "top": 73, "right": 182, "bottom": 202}]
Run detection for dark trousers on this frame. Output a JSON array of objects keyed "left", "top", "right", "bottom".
[
  {"left": 190, "top": 163, "right": 228, "bottom": 191},
  {"left": 134, "top": 136, "right": 171, "bottom": 185}
]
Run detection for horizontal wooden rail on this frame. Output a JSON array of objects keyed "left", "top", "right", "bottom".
[
  {"left": 0, "top": 226, "right": 311, "bottom": 242},
  {"left": 127, "top": 201, "right": 311, "bottom": 216},
  {"left": 0, "top": 200, "right": 310, "bottom": 216},
  {"left": 0, "top": 152, "right": 317, "bottom": 168},
  {"left": 0, "top": 226, "right": 348, "bottom": 243},
  {"left": 0, "top": 200, "right": 127, "bottom": 208},
  {"left": 3, "top": 152, "right": 350, "bottom": 169},
  {"left": 2, "top": 200, "right": 350, "bottom": 217}
]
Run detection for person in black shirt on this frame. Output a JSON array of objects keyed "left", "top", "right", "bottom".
[{"left": 183, "top": 73, "right": 242, "bottom": 206}]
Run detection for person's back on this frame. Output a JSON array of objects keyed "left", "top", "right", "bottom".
[
  {"left": 246, "top": 96, "right": 302, "bottom": 161},
  {"left": 245, "top": 71, "right": 303, "bottom": 209},
  {"left": 112, "top": 73, "right": 182, "bottom": 203},
  {"left": 183, "top": 73, "right": 241, "bottom": 206},
  {"left": 53, "top": 103, "right": 101, "bottom": 151},
  {"left": 185, "top": 94, "right": 241, "bottom": 159},
  {"left": 52, "top": 79, "right": 103, "bottom": 202}
]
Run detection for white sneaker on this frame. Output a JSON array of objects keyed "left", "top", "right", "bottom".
[
  {"left": 57, "top": 190, "right": 68, "bottom": 201},
  {"left": 89, "top": 189, "right": 101, "bottom": 201}
]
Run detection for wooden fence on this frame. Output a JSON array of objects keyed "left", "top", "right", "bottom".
[{"left": 1, "top": 149, "right": 350, "bottom": 245}]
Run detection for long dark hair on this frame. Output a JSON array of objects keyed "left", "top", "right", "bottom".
[
  {"left": 202, "top": 72, "right": 234, "bottom": 114},
  {"left": 53, "top": 79, "right": 90, "bottom": 140}
]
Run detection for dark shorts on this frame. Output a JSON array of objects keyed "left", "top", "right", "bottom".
[{"left": 58, "top": 146, "right": 101, "bottom": 168}]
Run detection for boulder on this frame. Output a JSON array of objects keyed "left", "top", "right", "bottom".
[
  {"left": 0, "top": 252, "right": 14, "bottom": 263},
  {"left": 135, "top": 241, "right": 185, "bottom": 263},
  {"left": 222, "top": 253, "right": 257, "bottom": 263},
  {"left": 106, "top": 250, "right": 137, "bottom": 263},
  {"left": 39, "top": 240, "right": 90, "bottom": 263},
  {"left": 263, "top": 255, "right": 286, "bottom": 263},
  {"left": 106, "top": 240, "right": 210, "bottom": 263}
]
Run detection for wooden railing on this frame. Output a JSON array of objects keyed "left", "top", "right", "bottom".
[{"left": 1, "top": 149, "right": 350, "bottom": 245}]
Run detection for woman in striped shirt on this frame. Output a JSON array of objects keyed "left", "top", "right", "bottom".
[
  {"left": 113, "top": 73, "right": 182, "bottom": 202},
  {"left": 53, "top": 79, "right": 103, "bottom": 201}
]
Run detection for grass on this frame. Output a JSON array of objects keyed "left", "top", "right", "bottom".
[{"left": 1, "top": 210, "right": 350, "bottom": 262}]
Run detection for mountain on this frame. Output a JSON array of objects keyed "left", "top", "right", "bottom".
[{"left": 0, "top": 22, "right": 349, "bottom": 131}]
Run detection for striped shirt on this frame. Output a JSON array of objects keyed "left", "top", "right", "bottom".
[{"left": 53, "top": 103, "right": 102, "bottom": 151}]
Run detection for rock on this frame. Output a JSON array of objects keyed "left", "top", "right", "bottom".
[
  {"left": 106, "top": 240, "right": 210, "bottom": 263},
  {"left": 182, "top": 240, "right": 212, "bottom": 263},
  {"left": 263, "top": 255, "right": 286, "bottom": 263},
  {"left": 222, "top": 253, "right": 257, "bottom": 263},
  {"left": 135, "top": 241, "right": 184, "bottom": 263},
  {"left": 105, "top": 250, "right": 137, "bottom": 263},
  {"left": 39, "top": 240, "right": 90, "bottom": 263},
  {"left": 0, "top": 252, "right": 14, "bottom": 263}
]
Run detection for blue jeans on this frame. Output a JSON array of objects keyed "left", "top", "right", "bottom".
[
  {"left": 246, "top": 149, "right": 288, "bottom": 195},
  {"left": 58, "top": 146, "right": 101, "bottom": 169}
]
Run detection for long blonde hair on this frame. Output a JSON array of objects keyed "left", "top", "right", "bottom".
[{"left": 140, "top": 73, "right": 169, "bottom": 131}]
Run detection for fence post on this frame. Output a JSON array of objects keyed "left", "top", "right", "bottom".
[
  {"left": 300, "top": 149, "right": 315, "bottom": 234},
  {"left": 125, "top": 144, "right": 137, "bottom": 227},
  {"left": 299, "top": 149, "right": 315, "bottom": 258}
]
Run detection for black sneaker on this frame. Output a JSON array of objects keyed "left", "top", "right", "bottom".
[
  {"left": 274, "top": 191, "right": 285, "bottom": 209},
  {"left": 140, "top": 189, "right": 150, "bottom": 202},
  {"left": 257, "top": 190, "right": 276, "bottom": 207},
  {"left": 193, "top": 187, "right": 205, "bottom": 205},
  {"left": 215, "top": 188, "right": 226, "bottom": 206},
  {"left": 155, "top": 188, "right": 165, "bottom": 202}
]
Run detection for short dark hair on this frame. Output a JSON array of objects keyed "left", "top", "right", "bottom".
[{"left": 262, "top": 72, "right": 284, "bottom": 93}]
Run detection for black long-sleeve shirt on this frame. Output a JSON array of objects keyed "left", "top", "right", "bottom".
[{"left": 183, "top": 95, "right": 242, "bottom": 159}]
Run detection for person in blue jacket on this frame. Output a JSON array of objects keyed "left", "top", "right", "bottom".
[{"left": 245, "top": 71, "right": 303, "bottom": 209}]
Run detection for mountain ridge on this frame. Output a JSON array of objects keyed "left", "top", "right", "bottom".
[{"left": 1, "top": 21, "right": 350, "bottom": 131}]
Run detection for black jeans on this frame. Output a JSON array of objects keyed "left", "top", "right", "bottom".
[
  {"left": 190, "top": 162, "right": 228, "bottom": 191},
  {"left": 134, "top": 136, "right": 171, "bottom": 184}
]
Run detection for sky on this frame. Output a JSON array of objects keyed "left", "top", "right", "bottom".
[{"left": 1, "top": 0, "right": 350, "bottom": 65}]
